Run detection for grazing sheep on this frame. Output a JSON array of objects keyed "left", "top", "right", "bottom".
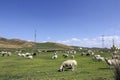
[
  {"left": 52, "top": 54, "right": 58, "bottom": 59},
  {"left": 21, "top": 53, "right": 26, "bottom": 57},
  {"left": 25, "top": 53, "right": 32, "bottom": 56},
  {"left": 113, "top": 63, "right": 120, "bottom": 80},
  {"left": 105, "top": 58, "right": 120, "bottom": 68},
  {"left": 93, "top": 55, "right": 104, "bottom": 61},
  {"left": 112, "top": 54, "right": 120, "bottom": 59},
  {"left": 68, "top": 50, "right": 76, "bottom": 54},
  {"left": 18, "top": 53, "right": 22, "bottom": 56},
  {"left": 32, "top": 52, "right": 36, "bottom": 56},
  {"left": 7, "top": 52, "right": 11, "bottom": 56},
  {"left": 26, "top": 55, "right": 33, "bottom": 59},
  {"left": 71, "top": 55, "right": 74, "bottom": 59},
  {"left": 81, "top": 52, "right": 86, "bottom": 56},
  {"left": 58, "top": 60, "right": 77, "bottom": 72},
  {"left": 1, "top": 51, "right": 11, "bottom": 57},
  {"left": 63, "top": 54, "right": 68, "bottom": 58}
]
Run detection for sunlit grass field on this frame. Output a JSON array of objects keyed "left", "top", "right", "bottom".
[{"left": 0, "top": 50, "right": 115, "bottom": 80}]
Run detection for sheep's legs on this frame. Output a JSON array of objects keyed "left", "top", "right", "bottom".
[{"left": 71, "top": 66, "right": 74, "bottom": 71}]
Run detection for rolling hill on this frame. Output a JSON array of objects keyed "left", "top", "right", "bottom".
[
  {"left": 0, "top": 37, "right": 74, "bottom": 49},
  {"left": 0, "top": 37, "right": 35, "bottom": 48}
]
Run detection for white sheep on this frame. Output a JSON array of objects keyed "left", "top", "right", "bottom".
[
  {"left": 18, "top": 53, "right": 22, "bottom": 56},
  {"left": 1, "top": 51, "right": 7, "bottom": 56},
  {"left": 112, "top": 54, "right": 120, "bottom": 59},
  {"left": 71, "top": 55, "right": 74, "bottom": 59},
  {"left": 7, "top": 52, "right": 11, "bottom": 56},
  {"left": 1, "top": 51, "right": 11, "bottom": 56},
  {"left": 26, "top": 55, "right": 33, "bottom": 59},
  {"left": 63, "top": 53, "right": 68, "bottom": 58},
  {"left": 52, "top": 54, "right": 58, "bottom": 59},
  {"left": 93, "top": 55, "right": 104, "bottom": 61},
  {"left": 25, "top": 53, "right": 32, "bottom": 56},
  {"left": 105, "top": 58, "right": 120, "bottom": 68},
  {"left": 21, "top": 53, "right": 26, "bottom": 57},
  {"left": 58, "top": 60, "right": 77, "bottom": 72}
]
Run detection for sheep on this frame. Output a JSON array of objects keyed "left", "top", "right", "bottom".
[
  {"left": 58, "top": 60, "right": 77, "bottom": 72},
  {"left": 26, "top": 55, "right": 33, "bottom": 59},
  {"left": 52, "top": 54, "right": 58, "bottom": 59},
  {"left": 93, "top": 55, "right": 104, "bottom": 61},
  {"left": 87, "top": 50, "right": 94, "bottom": 56},
  {"left": 1, "top": 51, "right": 7, "bottom": 57},
  {"left": 113, "top": 62, "right": 120, "bottom": 80},
  {"left": 112, "top": 54, "right": 120, "bottom": 59},
  {"left": 71, "top": 55, "right": 74, "bottom": 59},
  {"left": 68, "top": 50, "right": 76, "bottom": 54},
  {"left": 7, "top": 52, "right": 11, "bottom": 56},
  {"left": 1, "top": 51, "right": 11, "bottom": 57},
  {"left": 105, "top": 58, "right": 120, "bottom": 68},
  {"left": 32, "top": 52, "right": 36, "bottom": 56},
  {"left": 18, "top": 53, "right": 33, "bottom": 59},
  {"left": 21, "top": 53, "right": 26, "bottom": 57},
  {"left": 18, "top": 53, "right": 22, "bottom": 56},
  {"left": 81, "top": 52, "right": 86, "bottom": 56},
  {"left": 25, "top": 53, "right": 32, "bottom": 56},
  {"left": 63, "top": 54, "right": 68, "bottom": 58}
]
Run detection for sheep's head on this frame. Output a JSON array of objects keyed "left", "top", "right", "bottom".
[
  {"left": 58, "top": 69, "right": 63, "bottom": 72},
  {"left": 58, "top": 68, "right": 64, "bottom": 72}
]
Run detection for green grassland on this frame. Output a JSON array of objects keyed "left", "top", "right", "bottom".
[{"left": 0, "top": 50, "right": 115, "bottom": 80}]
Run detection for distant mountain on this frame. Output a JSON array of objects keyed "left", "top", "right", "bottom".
[{"left": 0, "top": 37, "right": 74, "bottom": 49}]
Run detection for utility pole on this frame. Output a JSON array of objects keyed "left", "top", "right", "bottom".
[
  {"left": 102, "top": 35, "right": 104, "bottom": 48},
  {"left": 111, "top": 38, "right": 116, "bottom": 52},
  {"left": 112, "top": 38, "right": 115, "bottom": 48},
  {"left": 33, "top": 29, "right": 37, "bottom": 52},
  {"left": 34, "top": 29, "right": 37, "bottom": 43}
]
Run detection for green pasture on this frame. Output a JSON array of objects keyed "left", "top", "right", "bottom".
[{"left": 0, "top": 50, "right": 115, "bottom": 80}]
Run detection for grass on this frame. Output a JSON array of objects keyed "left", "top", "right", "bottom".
[{"left": 0, "top": 50, "right": 115, "bottom": 80}]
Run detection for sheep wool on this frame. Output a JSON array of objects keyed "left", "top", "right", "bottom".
[{"left": 58, "top": 60, "right": 77, "bottom": 72}]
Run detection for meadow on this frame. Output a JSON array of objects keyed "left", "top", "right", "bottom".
[{"left": 0, "top": 49, "right": 115, "bottom": 80}]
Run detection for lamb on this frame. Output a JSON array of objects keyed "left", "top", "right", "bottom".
[{"left": 58, "top": 60, "right": 77, "bottom": 72}]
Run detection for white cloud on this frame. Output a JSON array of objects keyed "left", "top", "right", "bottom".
[
  {"left": 42, "top": 41, "right": 47, "bottom": 42},
  {"left": 83, "top": 38, "right": 88, "bottom": 41},
  {"left": 55, "top": 35, "right": 120, "bottom": 48},
  {"left": 71, "top": 38, "right": 80, "bottom": 41}
]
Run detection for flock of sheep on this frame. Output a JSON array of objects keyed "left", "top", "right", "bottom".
[
  {"left": 51, "top": 49, "right": 120, "bottom": 72},
  {"left": 0, "top": 49, "right": 120, "bottom": 72}
]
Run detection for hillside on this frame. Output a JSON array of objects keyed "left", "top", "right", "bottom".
[
  {"left": 0, "top": 37, "right": 74, "bottom": 49},
  {"left": 34, "top": 42, "right": 74, "bottom": 50},
  {"left": 0, "top": 37, "right": 35, "bottom": 48}
]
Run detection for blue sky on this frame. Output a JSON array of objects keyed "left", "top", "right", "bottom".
[{"left": 0, "top": 0, "right": 120, "bottom": 48}]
